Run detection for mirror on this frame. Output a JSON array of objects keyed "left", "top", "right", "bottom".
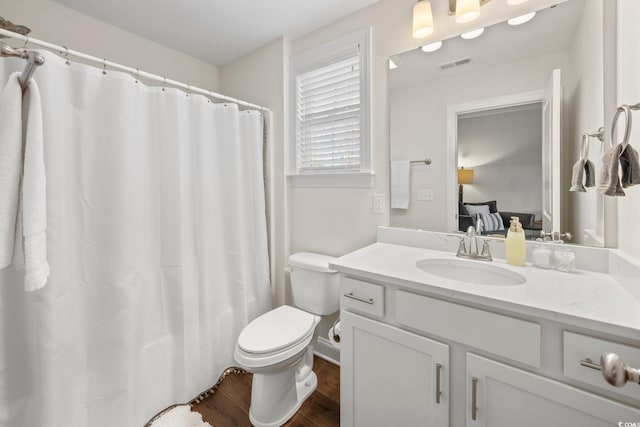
[{"left": 389, "top": 0, "right": 606, "bottom": 246}]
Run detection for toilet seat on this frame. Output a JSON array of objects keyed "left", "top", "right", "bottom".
[{"left": 235, "top": 306, "right": 319, "bottom": 369}]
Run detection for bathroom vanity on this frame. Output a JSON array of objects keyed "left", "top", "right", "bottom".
[{"left": 331, "top": 228, "right": 640, "bottom": 427}]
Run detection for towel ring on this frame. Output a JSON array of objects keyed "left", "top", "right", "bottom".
[{"left": 610, "top": 105, "right": 632, "bottom": 151}]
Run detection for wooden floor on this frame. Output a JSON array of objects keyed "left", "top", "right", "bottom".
[{"left": 193, "top": 356, "right": 340, "bottom": 427}]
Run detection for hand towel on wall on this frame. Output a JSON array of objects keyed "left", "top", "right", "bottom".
[
  {"left": 0, "top": 73, "right": 23, "bottom": 268},
  {"left": 391, "top": 160, "right": 410, "bottom": 209},
  {"left": 597, "top": 144, "right": 626, "bottom": 196},
  {"left": 13, "top": 80, "right": 49, "bottom": 291},
  {"left": 569, "top": 158, "right": 595, "bottom": 192},
  {"left": 620, "top": 144, "right": 640, "bottom": 188}
]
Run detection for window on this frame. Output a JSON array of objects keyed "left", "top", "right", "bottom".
[{"left": 289, "top": 28, "right": 372, "bottom": 187}]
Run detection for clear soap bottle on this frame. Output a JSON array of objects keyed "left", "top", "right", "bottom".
[{"left": 506, "top": 216, "right": 526, "bottom": 266}]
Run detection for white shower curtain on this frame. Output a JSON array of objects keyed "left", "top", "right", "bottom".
[{"left": 0, "top": 51, "right": 271, "bottom": 427}]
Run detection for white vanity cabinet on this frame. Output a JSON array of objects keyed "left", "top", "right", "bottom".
[
  {"left": 466, "top": 353, "right": 640, "bottom": 426},
  {"left": 339, "top": 275, "right": 640, "bottom": 427},
  {"left": 341, "top": 311, "right": 449, "bottom": 427}
]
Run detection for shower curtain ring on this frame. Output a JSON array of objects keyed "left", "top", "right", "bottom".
[
  {"left": 186, "top": 84, "right": 191, "bottom": 97},
  {"left": 102, "top": 58, "right": 107, "bottom": 75},
  {"left": 21, "top": 36, "right": 29, "bottom": 50},
  {"left": 134, "top": 68, "right": 139, "bottom": 83},
  {"left": 162, "top": 76, "right": 166, "bottom": 92},
  {"left": 62, "top": 46, "right": 70, "bottom": 66}
]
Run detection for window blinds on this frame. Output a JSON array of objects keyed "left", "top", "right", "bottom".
[{"left": 295, "top": 52, "right": 361, "bottom": 172}]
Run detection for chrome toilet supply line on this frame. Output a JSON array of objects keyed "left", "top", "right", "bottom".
[{"left": 0, "top": 41, "right": 44, "bottom": 90}]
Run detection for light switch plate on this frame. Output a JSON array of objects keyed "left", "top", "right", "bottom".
[
  {"left": 418, "top": 190, "right": 434, "bottom": 201},
  {"left": 373, "top": 194, "right": 385, "bottom": 213}
]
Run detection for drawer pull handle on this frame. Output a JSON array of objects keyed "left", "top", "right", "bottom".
[
  {"left": 343, "top": 292, "right": 374, "bottom": 305},
  {"left": 471, "top": 376, "right": 478, "bottom": 421},
  {"left": 580, "top": 353, "right": 640, "bottom": 387},
  {"left": 579, "top": 358, "right": 601, "bottom": 371},
  {"left": 435, "top": 363, "right": 442, "bottom": 404}
]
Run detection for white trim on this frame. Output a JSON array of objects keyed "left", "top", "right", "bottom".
[
  {"left": 446, "top": 90, "right": 547, "bottom": 232},
  {"left": 289, "top": 27, "right": 372, "bottom": 187},
  {"left": 314, "top": 336, "right": 340, "bottom": 366},
  {"left": 288, "top": 171, "right": 375, "bottom": 188}
]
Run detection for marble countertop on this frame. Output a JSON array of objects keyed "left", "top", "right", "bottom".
[{"left": 330, "top": 242, "right": 640, "bottom": 340}]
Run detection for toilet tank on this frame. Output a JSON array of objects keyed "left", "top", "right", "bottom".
[{"left": 288, "top": 252, "right": 340, "bottom": 315}]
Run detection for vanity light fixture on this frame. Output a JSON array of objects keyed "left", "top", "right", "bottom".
[
  {"left": 455, "top": 0, "right": 481, "bottom": 23},
  {"left": 507, "top": 0, "right": 528, "bottom": 5},
  {"left": 421, "top": 41, "right": 443, "bottom": 53},
  {"left": 508, "top": 11, "right": 536, "bottom": 25},
  {"left": 413, "top": 0, "right": 434, "bottom": 38},
  {"left": 460, "top": 28, "right": 485, "bottom": 39}
]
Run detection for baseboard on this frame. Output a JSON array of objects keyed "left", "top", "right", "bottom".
[{"left": 314, "top": 336, "right": 340, "bottom": 366}]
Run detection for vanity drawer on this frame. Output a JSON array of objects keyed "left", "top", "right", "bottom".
[
  {"left": 341, "top": 277, "right": 384, "bottom": 318},
  {"left": 563, "top": 331, "right": 640, "bottom": 400},
  {"left": 396, "top": 290, "right": 541, "bottom": 367}
]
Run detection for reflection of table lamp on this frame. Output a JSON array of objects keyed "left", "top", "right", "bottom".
[{"left": 458, "top": 167, "right": 474, "bottom": 203}]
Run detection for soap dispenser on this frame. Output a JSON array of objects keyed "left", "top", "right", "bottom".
[{"left": 506, "top": 216, "right": 526, "bottom": 266}]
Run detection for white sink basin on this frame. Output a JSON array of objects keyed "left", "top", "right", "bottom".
[{"left": 416, "top": 258, "right": 526, "bottom": 286}]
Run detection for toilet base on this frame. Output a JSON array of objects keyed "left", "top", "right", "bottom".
[{"left": 247, "top": 347, "right": 318, "bottom": 427}]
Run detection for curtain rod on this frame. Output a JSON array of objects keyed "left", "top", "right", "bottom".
[{"left": 0, "top": 28, "right": 270, "bottom": 112}]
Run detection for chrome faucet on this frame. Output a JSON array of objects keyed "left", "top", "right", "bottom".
[{"left": 456, "top": 222, "right": 492, "bottom": 261}]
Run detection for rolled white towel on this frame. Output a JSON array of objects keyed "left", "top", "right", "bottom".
[{"left": 149, "top": 405, "right": 213, "bottom": 427}]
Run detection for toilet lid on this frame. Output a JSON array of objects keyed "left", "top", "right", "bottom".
[{"left": 238, "top": 306, "right": 316, "bottom": 354}]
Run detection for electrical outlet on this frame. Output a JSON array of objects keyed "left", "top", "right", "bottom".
[
  {"left": 373, "top": 194, "right": 385, "bottom": 213},
  {"left": 418, "top": 190, "right": 434, "bottom": 201}
]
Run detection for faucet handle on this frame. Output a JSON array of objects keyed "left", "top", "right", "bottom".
[
  {"left": 457, "top": 237, "right": 467, "bottom": 256},
  {"left": 480, "top": 240, "right": 493, "bottom": 261}
]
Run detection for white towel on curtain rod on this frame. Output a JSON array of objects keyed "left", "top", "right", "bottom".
[{"left": 0, "top": 50, "right": 271, "bottom": 427}]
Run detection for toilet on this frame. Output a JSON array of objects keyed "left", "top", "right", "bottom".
[{"left": 234, "top": 252, "right": 340, "bottom": 427}]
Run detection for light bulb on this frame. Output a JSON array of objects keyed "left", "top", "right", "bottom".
[
  {"left": 507, "top": 11, "right": 536, "bottom": 26},
  {"left": 421, "top": 41, "right": 443, "bottom": 52},
  {"left": 456, "top": 0, "right": 481, "bottom": 24},
  {"left": 413, "top": 1, "right": 434, "bottom": 39},
  {"left": 460, "top": 28, "right": 485, "bottom": 39}
]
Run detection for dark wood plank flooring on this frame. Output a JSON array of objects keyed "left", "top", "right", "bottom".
[{"left": 193, "top": 356, "right": 340, "bottom": 427}]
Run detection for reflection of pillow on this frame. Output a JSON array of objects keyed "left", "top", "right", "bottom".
[
  {"left": 465, "top": 204, "right": 490, "bottom": 218},
  {"left": 480, "top": 212, "right": 505, "bottom": 232},
  {"left": 459, "top": 202, "right": 470, "bottom": 216},
  {"left": 465, "top": 200, "right": 498, "bottom": 213}
]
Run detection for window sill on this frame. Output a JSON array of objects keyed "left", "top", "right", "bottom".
[{"left": 288, "top": 171, "right": 375, "bottom": 188}]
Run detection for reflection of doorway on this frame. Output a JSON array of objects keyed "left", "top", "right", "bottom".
[
  {"left": 446, "top": 73, "right": 562, "bottom": 236},
  {"left": 457, "top": 103, "right": 543, "bottom": 236}
]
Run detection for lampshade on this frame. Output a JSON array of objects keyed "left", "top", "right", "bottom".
[
  {"left": 458, "top": 167, "right": 474, "bottom": 184},
  {"left": 455, "top": 0, "right": 481, "bottom": 24},
  {"left": 413, "top": 1, "right": 434, "bottom": 39}
]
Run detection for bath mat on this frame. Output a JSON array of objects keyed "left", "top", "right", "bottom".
[{"left": 147, "top": 404, "right": 212, "bottom": 427}]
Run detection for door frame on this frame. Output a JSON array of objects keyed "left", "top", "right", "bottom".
[{"left": 445, "top": 89, "right": 547, "bottom": 233}]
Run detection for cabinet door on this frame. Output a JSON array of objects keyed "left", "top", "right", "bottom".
[
  {"left": 341, "top": 311, "right": 449, "bottom": 427},
  {"left": 466, "top": 353, "right": 640, "bottom": 427}
]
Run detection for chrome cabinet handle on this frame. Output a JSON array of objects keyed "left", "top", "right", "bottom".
[
  {"left": 435, "top": 363, "right": 442, "bottom": 404},
  {"left": 343, "top": 292, "right": 374, "bottom": 305},
  {"left": 580, "top": 353, "right": 640, "bottom": 387},
  {"left": 471, "top": 376, "right": 478, "bottom": 421}
]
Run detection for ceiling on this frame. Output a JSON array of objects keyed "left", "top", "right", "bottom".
[{"left": 52, "top": 0, "right": 382, "bottom": 66}]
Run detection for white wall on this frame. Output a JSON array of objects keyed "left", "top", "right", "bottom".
[
  {"left": 390, "top": 52, "right": 569, "bottom": 231},
  {"left": 566, "top": 0, "right": 605, "bottom": 246},
  {"left": 0, "top": 0, "right": 219, "bottom": 89},
  {"left": 459, "top": 108, "right": 543, "bottom": 220},
  {"left": 616, "top": 0, "right": 640, "bottom": 260}
]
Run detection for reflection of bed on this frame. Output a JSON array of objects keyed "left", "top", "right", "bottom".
[{"left": 459, "top": 201, "right": 542, "bottom": 239}]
